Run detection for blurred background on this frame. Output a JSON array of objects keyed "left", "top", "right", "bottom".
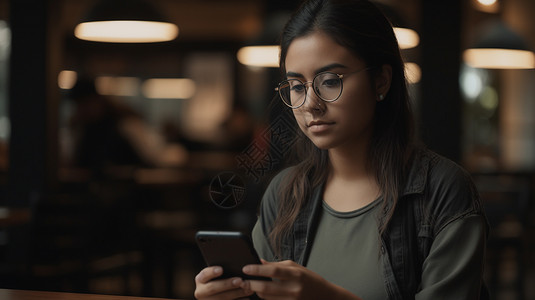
[{"left": 0, "top": 0, "right": 534, "bottom": 299}]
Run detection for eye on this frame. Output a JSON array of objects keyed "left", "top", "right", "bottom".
[
  {"left": 290, "top": 83, "right": 306, "bottom": 93},
  {"left": 321, "top": 78, "right": 341, "bottom": 88}
]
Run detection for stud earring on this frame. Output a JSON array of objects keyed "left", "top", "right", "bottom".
[{"left": 378, "top": 94, "right": 384, "bottom": 101}]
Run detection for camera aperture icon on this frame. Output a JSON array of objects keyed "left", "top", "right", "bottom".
[{"left": 209, "top": 172, "right": 246, "bottom": 209}]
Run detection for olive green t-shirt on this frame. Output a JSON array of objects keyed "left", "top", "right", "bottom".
[{"left": 305, "top": 198, "right": 388, "bottom": 299}]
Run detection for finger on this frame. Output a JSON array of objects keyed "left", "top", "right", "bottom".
[
  {"left": 277, "top": 260, "right": 300, "bottom": 266},
  {"left": 198, "top": 287, "right": 254, "bottom": 300},
  {"left": 241, "top": 279, "right": 288, "bottom": 297},
  {"left": 243, "top": 263, "right": 298, "bottom": 280},
  {"left": 195, "top": 266, "right": 223, "bottom": 283},
  {"left": 212, "top": 287, "right": 254, "bottom": 300},
  {"left": 195, "top": 277, "right": 251, "bottom": 299}
]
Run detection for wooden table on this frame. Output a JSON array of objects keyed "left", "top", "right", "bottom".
[{"left": 0, "top": 289, "right": 187, "bottom": 300}]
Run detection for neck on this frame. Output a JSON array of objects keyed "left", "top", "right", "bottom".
[
  {"left": 327, "top": 139, "right": 372, "bottom": 181},
  {"left": 324, "top": 139, "right": 381, "bottom": 212}
]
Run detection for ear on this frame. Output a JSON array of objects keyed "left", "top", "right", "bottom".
[{"left": 375, "top": 64, "right": 392, "bottom": 101}]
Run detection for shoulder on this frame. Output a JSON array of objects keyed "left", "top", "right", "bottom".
[
  {"left": 408, "top": 148, "right": 483, "bottom": 234},
  {"left": 425, "top": 150, "right": 475, "bottom": 192},
  {"left": 266, "top": 167, "right": 295, "bottom": 191},
  {"left": 261, "top": 167, "right": 295, "bottom": 204},
  {"left": 408, "top": 147, "right": 474, "bottom": 192},
  {"left": 426, "top": 149, "right": 477, "bottom": 200},
  {"left": 257, "top": 167, "right": 296, "bottom": 221},
  {"left": 255, "top": 167, "right": 296, "bottom": 239},
  {"left": 405, "top": 148, "right": 474, "bottom": 193}
]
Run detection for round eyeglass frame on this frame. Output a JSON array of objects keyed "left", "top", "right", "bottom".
[{"left": 275, "top": 67, "right": 372, "bottom": 109}]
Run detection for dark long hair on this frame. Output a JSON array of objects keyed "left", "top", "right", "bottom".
[{"left": 269, "top": 0, "right": 415, "bottom": 254}]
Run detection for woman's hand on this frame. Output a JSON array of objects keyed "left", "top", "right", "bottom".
[
  {"left": 194, "top": 266, "right": 255, "bottom": 300},
  {"left": 240, "top": 260, "right": 362, "bottom": 300}
]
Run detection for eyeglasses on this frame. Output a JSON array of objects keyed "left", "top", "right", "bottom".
[{"left": 275, "top": 67, "right": 371, "bottom": 109}]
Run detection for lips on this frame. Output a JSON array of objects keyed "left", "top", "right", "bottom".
[
  {"left": 308, "top": 120, "right": 334, "bottom": 127},
  {"left": 307, "top": 120, "right": 335, "bottom": 133}
]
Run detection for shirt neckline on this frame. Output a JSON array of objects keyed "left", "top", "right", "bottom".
[{"left": 322, "top": 197, "right": 382, "bottom": 218}]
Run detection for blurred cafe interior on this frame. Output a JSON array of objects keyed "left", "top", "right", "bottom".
[{"left": 0, "top": 0, "right": 534, "bottom": 299}]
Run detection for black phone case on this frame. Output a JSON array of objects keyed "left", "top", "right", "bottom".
[{"left": 195, "top": 231, "right": 270, "bottom": 281}]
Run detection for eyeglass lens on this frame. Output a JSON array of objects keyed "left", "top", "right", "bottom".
[{"left": 279, "top": 72, "right": 342, "bottom": 108}]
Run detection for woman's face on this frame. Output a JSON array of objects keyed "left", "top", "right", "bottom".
[{"left": 285, "top": 31, "right": 379, "bottom": 151}]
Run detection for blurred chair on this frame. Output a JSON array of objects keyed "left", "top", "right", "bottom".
[
  {"left": 473, "top": 172, "right": 533, "bottom": 300},
  {"left": 28, "top": 171, "right": 143, "bottom": 296}
]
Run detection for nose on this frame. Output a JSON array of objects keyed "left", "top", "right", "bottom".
[{"left": 301, "top": 82, "right": 325, "bottom": 112}]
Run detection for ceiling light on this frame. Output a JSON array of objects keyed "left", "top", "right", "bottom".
[
  {"left": 464, "top": 20, "right": 535, "bottom": 69},
  {"left": 75, "top": 21, "right": 178, "bottom": 43},
  {"left": 478, "top": 0, "right": 497, "bottom": 5},
  {"left": 373, "top": 3, "right": 419, "bottom": 49},
  {"left": 394, "top": 27, "right": 420, "bottom": 49},
  {"left": 473, "top": 0, "right": 500, "bottom": 13},
  {"left": 460, "top": 66, "right": 484, "bottom": 100},
  {"left": 0, "top": 21, "right": 10, "bottom": 61},
  {"left": 237, "top": 45, "right": 280, "bottom": 68},
  {"left": 95, "top": 76, "right": 140, "bottom": 96},
  {"left": 58, "top": 70, "right": 78, "bottom": 90},
  {"left": 404, "top": 62, "right": 421, "bottom": 84},
  {"left": 464, "top": 48, "right": 535, "bottom": 69},
  {"left": 75, "top": 0, "right": 178, "bottom": 43},
  {"left": 142, "top": 78, "right": 196, "bottom": 99}
]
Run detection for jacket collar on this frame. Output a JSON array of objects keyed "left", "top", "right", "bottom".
[{"left": 401, "top": 148, "right": 431, "bottom": 197}]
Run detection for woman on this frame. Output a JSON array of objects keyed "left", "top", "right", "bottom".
[{"left": 195, "top": 0, "right": 488, "bottom": 299}]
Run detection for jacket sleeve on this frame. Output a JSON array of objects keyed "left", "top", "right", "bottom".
[{"left": 415, "top": 214, "right": 487, "bottom": 299}]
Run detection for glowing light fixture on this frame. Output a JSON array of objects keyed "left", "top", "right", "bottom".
[
  {"left": 75, "top": 0, "right": 178, "bottom": 43},
  {"left": 374, "top": 3, "right": 419, "bottom": 50},
  {"left": 473, "top": 0, "right": 500, "bottom": 13},
  {"left": 237, "top": 45, "right": 280, "bottom": 68},
  {"left": 58, "top": 70, "right": 78, "bottom": 90},
  {"left": 394, "top": 27, "right": 420, "bottom": 50},
  {"left": 75, "top": 21, "right": 178, "bottom": 43},
  {"left": 95, "top": 76, "right": 140, "bottom": 96},
  {"left": 0, "top": 21, "right": 10, "bottom": 61},
  {"left": 464, "top": 48, "right": 535, "bottom": 69},
  {"left": 142, "top": 78, "right": 197, "bottom": 99},
  {"left": 463, "top": 20, "right": 535, "bottom": 69},
  {"left": 460, "top": 66, "right": 484, "bottom": 101},
  {"left": 404, "top": 62, "right": 421, "bottom": 84}
]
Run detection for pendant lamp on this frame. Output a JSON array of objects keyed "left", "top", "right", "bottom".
[
  {"left": 463, "top": 19, "right": 535, "bottom": 69},
  {"left": 374, "top": 2, "right": 420, "bottom": 50},
  {"left": 236, "top": 12, "right": 289, "bottom": 68},
  {"left": 74, "top": 0, "right": 178, "bottom": 43}
]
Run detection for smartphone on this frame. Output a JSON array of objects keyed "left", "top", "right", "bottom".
[{"left": 195, "top": 231, "right": 270, "bottom": 281}]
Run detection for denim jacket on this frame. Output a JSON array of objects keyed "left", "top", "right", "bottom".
[{"left": 255, "top": 148, "right": 489, "bottom": 299}]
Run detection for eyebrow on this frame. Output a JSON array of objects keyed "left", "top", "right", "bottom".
[{"left": 286, "top": 63, "right": 348, "bottom": 78}]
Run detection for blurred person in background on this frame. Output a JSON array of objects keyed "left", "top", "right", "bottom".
[{"left": 66, "top": 77, "right": 188, "bottom": 172}]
